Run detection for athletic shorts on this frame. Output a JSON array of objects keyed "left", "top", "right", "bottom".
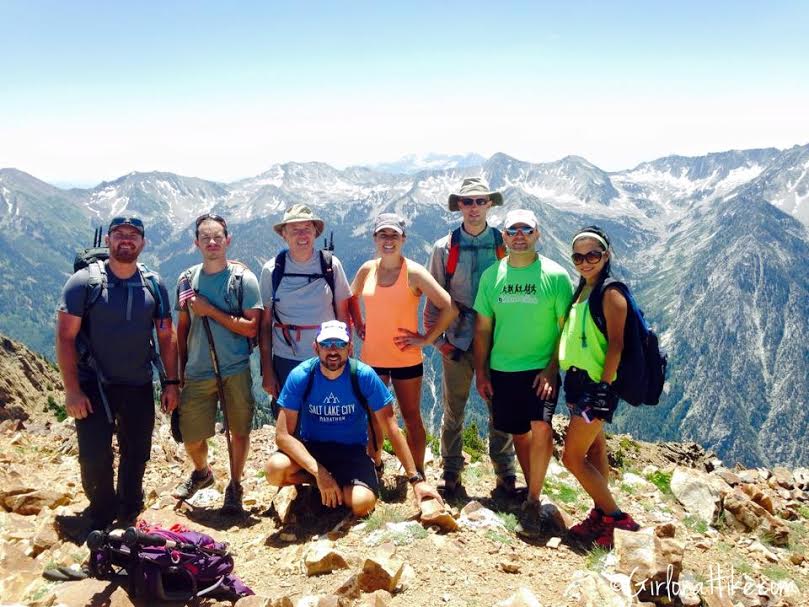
[
  {"left": 490, "top": 368, "right": 559, "bottom": 434},
  {"left": 371, "top": 363, "right": 423, "bottom": 380},
  {"left": 564, "top": 367, "right": 618, "bottom": 424},
  {"left": 179, "top": 367, "right": 255, "bottom": 442},
  {"left": 286, "top": 440, "right": 379, "bottom": 496}
]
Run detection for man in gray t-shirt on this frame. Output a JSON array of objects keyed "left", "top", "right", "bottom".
[
  {"left": 56, "top": 216, "right": 178, "bottom": 535},
  {"left": 172, "top": 214, "right": 263, "bottom": 514},
  {"left": 259, "top": 204, "right": 351, "bottom": 410}
]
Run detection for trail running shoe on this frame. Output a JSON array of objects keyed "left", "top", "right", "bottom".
[
  {"left": 172, "top": 467, "right": 214, "bottom": 500},
  {"left": 518, "top": 499, "right": 545, "bottom": 538},
  {"left": 568, "top": 507, "right": 605, "bottom": 541},
  {"left": 221, "top": 481, "right": 244, "bottom": 515},
  {"left": 594, "top": 512, "right": 640, "bottom": 548}
]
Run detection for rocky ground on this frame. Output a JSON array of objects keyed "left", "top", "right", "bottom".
[{"left": 1, "top": 335, "right": 809, "bottom": 606}]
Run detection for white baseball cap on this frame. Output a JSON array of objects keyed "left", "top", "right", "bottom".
[
  {"left": 316, "top": 320, "right": 350, "bottom": 343},
  {"left": 503, "top": 209, "right": 539, "bottom": 230}
]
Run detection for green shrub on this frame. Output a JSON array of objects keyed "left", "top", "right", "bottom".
[
  {"left": 645, "top": 470, "right": 672, "bottom": 495},
  {"left": 45, "top": 395, "right": 67, "bottom": 422},
  {"left": 462, "top": 421, "right": 486, "bottom": 463}
]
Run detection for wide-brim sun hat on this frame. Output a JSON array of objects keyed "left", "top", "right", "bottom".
[
  {"left": 448, "top": 177, "right": 504, "bottom": 211},
  {"left": 273, "top": 203, "right": 325, "bottom": 237}
]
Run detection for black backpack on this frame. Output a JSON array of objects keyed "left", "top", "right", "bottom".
[
  {"left": 585, "top": 277, "right": 667, "bottom": 406},
  {"left": 270, "top": 249, "right": 336, "bottom": 317},
  {"left": 296, "top": 359, "right": 377, "bottom": 447}
]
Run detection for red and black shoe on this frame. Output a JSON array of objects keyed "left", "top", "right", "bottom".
[
  {"left": 568, "top": 507, "right": 605, "bottom": 542},
  {"left": 594, "top": 512, "right": 640, "bottom": 548}
]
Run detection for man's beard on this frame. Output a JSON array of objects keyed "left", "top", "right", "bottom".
[
  {"left": 322, "top": 354, "right": 347, "bottom": 372},
  {"left": 110, "top": 247, "right": 139, "bottom": 263}
]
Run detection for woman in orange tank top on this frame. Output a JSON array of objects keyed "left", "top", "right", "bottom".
[{"left": 350, "top": 213, "right": 458, "bottom": 475}]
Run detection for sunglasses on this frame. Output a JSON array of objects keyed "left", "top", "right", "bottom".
[
  {"left": 504, "top": 226, "right": 535, "bottom": 236},
  {"left": 459, "top": 197, "right": 491, "bottom": 207},
  {"left": 195, "top": 213, "right": 228, "bottom": 236},
  {"left": 109, "top": 216, "right": 144, "bottom": 231},
  {"left": 571, "top": 250, "right": 605, "bottom": 265},
  {"left": 319, "top": 339, "right": 348, "bottom": 349}
]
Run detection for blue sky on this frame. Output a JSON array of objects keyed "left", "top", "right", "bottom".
[{"left": 1, "top": 1, "right": 807, "bottom": 184}]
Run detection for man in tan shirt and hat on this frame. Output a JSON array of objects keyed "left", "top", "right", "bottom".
[{"left": 259, "top": 204, "right": 352, "bottom": 414}]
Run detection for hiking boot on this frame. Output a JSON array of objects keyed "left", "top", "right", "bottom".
[
  {"left": 493, "top": 475, "right": 527, "bottom": 500},
  {"left": 172, "top": 467, "right": 214, "bottom": 500},
  {"left": 518, "top": 499, "right": 546, "bottom": 538},
  {"left": 55, "top": 511, "right": 113, "bottom": 545},
  {"left": 221, "top": 481, "right": 244, "bottom": 515},
  {"left": 437, "top": 471, "right": 462, "bottom": 498},
  {"left": 594, "top": 512, "right": 640, "bottom": 548},
  {"left": 568, "top": 507, "right": 606, "bottom": 542}
]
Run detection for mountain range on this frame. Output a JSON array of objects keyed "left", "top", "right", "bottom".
[{"left": 1, "top": 143, "right": 808, "bottom": 468}]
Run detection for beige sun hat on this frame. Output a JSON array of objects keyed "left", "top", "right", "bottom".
[
  {"left": 273, "top": 204, "right": 325, "bottom": 237},
  {"left": 447, "top": 177, "right": 504, "bottom": 211}
]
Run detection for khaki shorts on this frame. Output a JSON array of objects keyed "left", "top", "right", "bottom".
[{"left": 179, "top": 368, "right": 255, "bottom": 442}]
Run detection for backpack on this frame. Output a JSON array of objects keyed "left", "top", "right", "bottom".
[
  {"left": 87, "top": 522, "right": 253, "bottom": 602},
  {"left": 270, "top": 249, "right": 337, "bottom": 318},
  {"left": 73, "top": 229, "right": 169, "bottom": 423},
  {"left": 297, "top": 358, "right": 378, "bottom": 447},
  {"left": 583, "top": 277, "right": 668, "bottom": 406},
  {"left": 182, "top": 260, "right": 256, "bottom": 352},
  {"left": 444, "top": 226, "right": 506, "bottom": 290}
]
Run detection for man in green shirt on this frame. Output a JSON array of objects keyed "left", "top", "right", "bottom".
[{"left": 473, "top": 209, "right": 573, "bottom": 536}]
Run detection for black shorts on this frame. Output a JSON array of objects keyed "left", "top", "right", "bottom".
[
  {"left": 564, "top": 367, "right": 617, "bottom": 424},
  {"left": 490, "top": 369, "right": 559, "bottom": 434},
  {"left": 295, "top": 440, "right": 379, "bottom": 496},
  {"left": 371, "top": 363, "right": 423, "bottom": 380}
]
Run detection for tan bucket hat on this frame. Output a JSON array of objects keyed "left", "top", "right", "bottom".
[
  {"left": 447, "top": 177, "right": 503, "bottom": 211},
  {"left": 273, "top": 203, "right": 325, "bottom": 237}
]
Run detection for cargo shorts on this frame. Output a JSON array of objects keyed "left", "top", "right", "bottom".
[{"left": 179, "top": 367, "right": 255, "bottom": 442}]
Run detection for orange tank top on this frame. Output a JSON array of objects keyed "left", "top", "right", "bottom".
[{"left": 361, "top": 258, "right": 423, "bottom": 368}]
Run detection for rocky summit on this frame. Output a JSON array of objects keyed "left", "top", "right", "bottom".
[{"left": 1, "top": 334, "right": 808, "bottom": 607}]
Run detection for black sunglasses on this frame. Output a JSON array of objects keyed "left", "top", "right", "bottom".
[
  {"left": 571, "top": 250, "right": 605, "bottom": 265},
  {"left": 195, "top": 213, "right": 228, "bottom": 236},
  {"left": 108, "top": 216, "right": 145, "bottom": 234},
  {"left": 459, "top": 197, "right": 491, "bottom": 207}
]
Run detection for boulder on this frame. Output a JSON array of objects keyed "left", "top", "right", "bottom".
[
  {"left": 303, "top": 541, "right": 349, "bottom": 576},
  {"left": 670, "top": 467, "right": 721, "bottom": 523},
  {"left": 362, "top": 590, "right": 392, "bottom": 607},
  {"left": 792, "top": 467, "right": 809, "bottom": 489},
  {"left": 614, "top": 527, "right": 684, "bottom": 596},
  {"left": 771, "top": 466, "right": 794, "bottom": 489},
  {"left": 723, "top": 489, "right": 790, "bottom": 545},
  {"left": 493, "top": 587, "right": 544, "bottom": 607},
  {"left": 273, "top": 486, "right": 298, "bottom": 524},
  {"left": 1, "top": 487, "right": 71, "bottom": 515},
  {"left": 358, "top": 556, "right": 405, "bottom": 593},
  {"left": 739, "top": 483, "right": 774, "bottom": 514},
  {"left": 52, "top": 579, "right": 133, "bottom": 607},
  {"left": 564, "top": 571, "right": 632, "bottom": 607},
  {"left": 419, "top": 498, "right": 458, "bottom": 532},
  {"left": 714, "top": 469, "right": 742, "bottom": 486}
]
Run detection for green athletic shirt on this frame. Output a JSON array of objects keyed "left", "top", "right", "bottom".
[
  {"left": 473, "top": 256, "right": 573, "bottom": 372},
  {"left": 559, "top": 298, "right": 615, "bottom": 382}
]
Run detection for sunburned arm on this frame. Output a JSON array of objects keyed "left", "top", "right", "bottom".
[{"left": 601, "top": 287, "right": 627, "bottom": 384}]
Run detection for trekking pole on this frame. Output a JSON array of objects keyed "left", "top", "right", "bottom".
[{"left": 201, "top": 318, "right": 236, "bottom": 487}]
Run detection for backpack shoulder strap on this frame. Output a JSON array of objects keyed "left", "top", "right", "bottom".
[
  {"left": 137, "top": 262, "right": 168, "bottom": 320},
  {"left": 84, "top": 259, "right": 108, "bottom": 314},
  {"left": 271, "top": 251, "right": 287, "bottom": 302},
  {"left": 296, "top": 361, "right": 318, "bottom": 437},
  {"left": 589, "top": 277, "right": 628, "bottom": 336},
  {"left": 319, "top": 250, "right": 337, "bottom": 318},
  {"left": 349, "top": 359, "right": 377, "bottom": 448},
  {"left": 492, "top": 228, "right": 506, "bottom": 259},
  {"left": 445, "top": 227, "right": 462, "bottom": 282},
  {"left": 226, "top": 261, "right": 247, "bottom": 315}
]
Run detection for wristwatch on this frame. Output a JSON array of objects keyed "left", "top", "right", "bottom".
[{"left": 408, "top": 472, "right": 425, "bottom": 485}]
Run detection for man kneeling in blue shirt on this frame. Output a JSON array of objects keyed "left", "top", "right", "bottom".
[{"left": 265, "top": 321, "right": 442, "bottom": 516}]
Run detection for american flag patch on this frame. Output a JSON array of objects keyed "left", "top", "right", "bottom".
[{"left": 177, "top": 275, "right": 195, "bottom": 308}]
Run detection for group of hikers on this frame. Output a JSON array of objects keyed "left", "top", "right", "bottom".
[{"left": 56, "top": 176, "right": 640, "bottom": 550}]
